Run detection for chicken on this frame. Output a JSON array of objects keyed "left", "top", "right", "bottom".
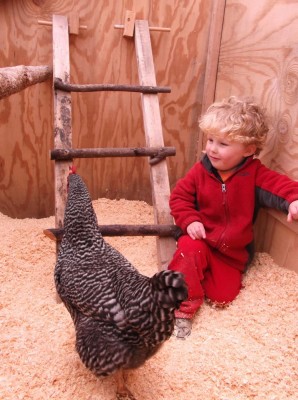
[{"left": 54, "top": 168, "right": 188, "bottom": 400}]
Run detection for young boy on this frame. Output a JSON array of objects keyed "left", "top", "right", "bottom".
[{"left": 168, "top": 96, "right": 298, "bottom": 339}]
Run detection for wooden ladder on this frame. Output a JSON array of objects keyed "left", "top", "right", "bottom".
[{"left": 44, "top": 14, "right": 180, "bottom": 270}]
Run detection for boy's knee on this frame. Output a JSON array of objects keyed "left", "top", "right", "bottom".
[
  {"left": 177, "top": 235, "right": 207, "bottom": 253},
  {"left": 204, "top": 283, "right": 241, "bottom": 304}
]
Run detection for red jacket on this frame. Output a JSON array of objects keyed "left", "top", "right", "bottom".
[{"left": 170, "top": 155, "right": 298, "bottom": 270}]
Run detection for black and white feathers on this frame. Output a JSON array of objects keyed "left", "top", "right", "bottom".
[{"left": 54, "top": 172, "right": 188, "bottom": 377}]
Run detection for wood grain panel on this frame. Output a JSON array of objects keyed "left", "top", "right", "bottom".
[
  {"left": 0, "top": 0, "right": 211, "bottom": 218},
  {"left": 216, "top": 0, "right": 298, "bottom": 178},
  {"left": 217, "top": 0, "right": 298, "bottom": 270}
]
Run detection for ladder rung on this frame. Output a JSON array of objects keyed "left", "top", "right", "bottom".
[
  {"left": 54, "top": 78, "right": 171, "bottom": 94},
  {"left": 44, "top": 224, "right": 182, "bottom": 241},
  {"left": 50, "top": 147, "right": 176, "bottom": 164}
]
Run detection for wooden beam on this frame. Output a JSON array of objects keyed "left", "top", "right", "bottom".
[
  {"left": 197, "top": 0, "right": 226, "bottom": 157},
  {"left": 38, "top": 19, "right": 87, "bottom": 31},
  {"left": 44, "top": 224, "right": 183, "bottom": 242},
  {"left": 52, "top": 15, "right": 72, "bottom": 234},
  {"left": 68, "top": 11, "right": 80, "bottom": 35},
  {"left": 134, "top": 20, "right": 177, "bottom": 270},
  {"left": 54, "top": 78, "right": 171, "bottom": 94},
  {"left": 115, "top": 24, "right": 170, "bottom": 33},
  {"left": 0, "top": 65, "right": 52, "bottom": 100},
  {"left": 123, "top": 10, "right": 136, "bottom": 38}
]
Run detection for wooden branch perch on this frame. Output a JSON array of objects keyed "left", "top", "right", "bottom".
[
  {"left": 54, "top": 78, "right": 171, "bottom": 94},
  {"left": 44, "top": 224, "right": 182, "bottom": 242},
  {"left": 50, "top": 147, "right": 176, "bottom": 163},
  {"left": 0, "top": 65, "right": 52, "bottom": 100},
  {"left": 148, "top": 147, "right": 176, "bottom": 165}
]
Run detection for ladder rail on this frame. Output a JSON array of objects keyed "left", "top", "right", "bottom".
[
  {"left": 52, "top": 15, "right": 72, "bottom": 235},
  {"left": 134, "top": 20, "right": 177, "bottom": 269}
]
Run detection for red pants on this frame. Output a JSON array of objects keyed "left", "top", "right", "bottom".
[{"left": 168, "top": 235, "right": 243, "bottom": 319}]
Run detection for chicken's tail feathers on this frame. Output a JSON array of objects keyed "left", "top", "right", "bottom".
[{"left": 151, "top": 270, "right": 188, "bottom": 309}]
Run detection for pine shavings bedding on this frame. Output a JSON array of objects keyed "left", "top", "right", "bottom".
[{"left": 0, "top": 199, "right": 297, "bottom": 400}]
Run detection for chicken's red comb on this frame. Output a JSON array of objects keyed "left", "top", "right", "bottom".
[{"left": 69, "top": 165, "right": 77, "bottom": 174}]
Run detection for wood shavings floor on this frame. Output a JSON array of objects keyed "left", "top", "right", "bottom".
[{"left": 0, "top": 199, "right": 297, "bottom": 400}]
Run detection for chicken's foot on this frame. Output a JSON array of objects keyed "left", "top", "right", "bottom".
[{"left": 115, "top": 369, "right": 136, "bottom": 400}]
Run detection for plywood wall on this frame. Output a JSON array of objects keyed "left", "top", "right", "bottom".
[
  {"left": 0, "top": 0, "right": 212, "bottom": 218},
  {"left": 215, "top": 0, "right": 298, "bottom": 271},
  {"left": 0, "top": 0, "right": 297, "bottom": 270},
  {"left": 216, "top": 0, "right": 298, "bottom": 180}
]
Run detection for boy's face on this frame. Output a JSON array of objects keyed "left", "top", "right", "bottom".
[{"left": 205, "top": 133, "right": 256, "bottom": 172}]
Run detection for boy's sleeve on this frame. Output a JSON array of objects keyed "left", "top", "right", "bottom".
[
  {"left": 170, "top": 164, "right": 203, "bottom": 233},
  {"left": 255, "top": 162, "right": 298, "bottom": 212}
]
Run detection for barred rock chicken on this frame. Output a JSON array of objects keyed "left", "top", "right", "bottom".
[{"left": 54, "top": 168, "right": 188, "bottom": 400}]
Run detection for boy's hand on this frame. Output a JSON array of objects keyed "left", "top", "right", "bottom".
[
  {"left": 287, "top": 200, "right": 298, "bottom": 222},
  {"left": 187, "top": 221, "right": 206, "bottom": 240}
]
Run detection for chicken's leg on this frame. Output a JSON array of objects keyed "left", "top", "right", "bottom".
[{"left": 115, "top": 369, "right": 136, "bottom": 400}]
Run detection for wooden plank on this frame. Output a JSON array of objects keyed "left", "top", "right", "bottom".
[
  {"left": 267, "top": 209, "right": 298, "bottom": 235},
  {"left": 197, "top": 0, "right": 226, "bottom": 156},
  {"left": 52, "top": 15, "right": 72, "bottom": 232},
  {"left": 134, "top": 20, "right": 177, "bottom": 270},
  {"left": 68, "top": 11, "right": 80, "bottom": 35},
  {"left": 255, "top": 209, "right": 298, "bottom": 272},
  {"left": 123, "top": 10, "right": 136, "bottom": 38},
  {"left": 257, "top": 211, "right": 298, "bottom": 273}
]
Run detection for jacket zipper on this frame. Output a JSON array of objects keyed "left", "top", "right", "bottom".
[
  {"left": 206, "top": 171, "right": 230, "bottom": 249},
  {"left": 217, "top": 182, "right": 229, "bottom": 249},
  {"left": 222, "top": 183, "right": 227, "bottom": 205}
]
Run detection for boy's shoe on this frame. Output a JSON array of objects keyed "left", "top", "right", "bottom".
[
  {"left": 206, "top": 298, "right": 230, "bottom": 309},
  {"left": 173, "top": 318, "right": 192, "bottom": 339}
]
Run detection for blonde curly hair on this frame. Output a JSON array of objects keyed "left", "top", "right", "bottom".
[{"left": 199, "top": 96, "right": 269, "bottom": 156}]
